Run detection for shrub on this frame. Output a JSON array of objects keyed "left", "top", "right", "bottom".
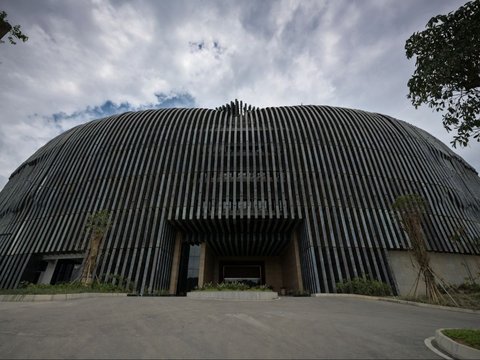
[
  {"left": 195, "top": 281, "right": 273, "bottom": 292},
  {"left": 0, "top": 280, "right": 129, "bottom": 295},
  {"left": 100, "top": 273, "right": 135, "bottom": 292},
  {"left": 457, "top": 280, "right": 480, "bottom": 293},
  {"left": 442, "top": 277, "right": 480, "bottom": 294},
  {"left": 128, "top": 289, "right": 171, "bottom": 296},
  {"left": 336, "top": 277, "right": 392, "bottom": 296},
  {"left": 2, "top": 272, "right": 138, "bottom": 295}
]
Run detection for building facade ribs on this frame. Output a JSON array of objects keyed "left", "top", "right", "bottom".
[{"left": 0, "top": 101, "right": 479, "bottom": 294}]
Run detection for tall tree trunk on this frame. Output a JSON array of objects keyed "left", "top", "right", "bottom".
[{"left": 81, "top": 232, "right": 102, "bottom": 286}]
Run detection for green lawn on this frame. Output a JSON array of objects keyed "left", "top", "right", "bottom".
[{"left": 442, "top": 329, "right": 480, "bottom": 350}]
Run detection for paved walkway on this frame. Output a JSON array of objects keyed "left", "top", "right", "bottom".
[{"left": 0, "top": 296, "right": 478, "bottom": 359}]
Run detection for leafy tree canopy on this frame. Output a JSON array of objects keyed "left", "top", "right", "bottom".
[
  {"left": 405, "top": 0, "right": 480, "bottom": 147},
  {"left": 86, "top": 210, "right": 111, "bottom": 237},
  {"left": 0, "top": 11, "right": 28, "bottom": 45},
  {"left": 392, "top": 194, "right": 428, "bottom": 216}
]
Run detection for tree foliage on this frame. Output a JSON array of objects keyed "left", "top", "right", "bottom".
[
  {"left": 405, "top": 0, "right": 480, "bottom": 147},
  {"left": 85, "top": 209, "right": 111, "bottom": 238},
  {"left": 0, "top": 11, "right": 28, "bottom": 45}
]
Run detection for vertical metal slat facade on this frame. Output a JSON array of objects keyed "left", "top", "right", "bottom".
[{"left": 0, "top": 101, "right": 479, "bottom": 293}]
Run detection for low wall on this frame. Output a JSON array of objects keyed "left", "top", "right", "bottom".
[
  {"left": 187, "top": 291, "right": 278, "bottom": 300},
  {"left": 388, "top": 250, "right": 480, "bottom": 296}
]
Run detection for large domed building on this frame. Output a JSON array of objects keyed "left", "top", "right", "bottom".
[{"left": 0, "top": 100, "right": 479, "bottom": 295}]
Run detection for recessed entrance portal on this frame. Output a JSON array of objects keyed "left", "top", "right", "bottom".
[
  {"left": 220, "top": 261, "right": 265, "bottom": 286},
  {"left": 172, "top": 229, "right": 304, "bottom": 295}
]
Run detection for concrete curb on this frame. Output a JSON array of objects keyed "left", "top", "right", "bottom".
[
  {"left": 0, "top": 292, "right": 128, "bottom": 302},
  {"left": 187, "top": 291, "right": 279, "bottom": 301},
  {"left": 435, "top": 328, "right": 480, "bottom": 360},
  {"left": 313, "top": 293, "right": 480, "bottom": 314}
]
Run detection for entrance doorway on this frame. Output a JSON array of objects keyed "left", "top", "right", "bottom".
[
  {"left": 171, "top": 232, "right": 304, "bottom": 294},
  {"left": 219, "top": 261, "right": 265, "bottom": 286}
]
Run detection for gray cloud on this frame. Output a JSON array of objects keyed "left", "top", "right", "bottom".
[{"left": 0, "top": 0, "right": 477, "bottom": 191}]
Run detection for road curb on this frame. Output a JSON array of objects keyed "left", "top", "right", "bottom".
[
  {"left": 435, "top": 328, "right": 480, "bottom": 359},
  {"left": 313, "top": 293, "right": 480, "bottom": 314},
  {"left": 0, "top": 292, "right": 128, "bottom": 302}
]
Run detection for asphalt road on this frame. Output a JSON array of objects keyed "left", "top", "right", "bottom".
[{"left": 0, "top": 296, "right": 478, "bottom": 359}]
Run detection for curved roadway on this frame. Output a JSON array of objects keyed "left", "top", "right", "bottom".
[{"left": 0, "top": 296, "right": 478, "bottom": 359}]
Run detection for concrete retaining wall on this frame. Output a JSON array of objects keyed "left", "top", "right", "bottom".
[{"left": 388, "top": 251, "right": 480, "bottom": 296}]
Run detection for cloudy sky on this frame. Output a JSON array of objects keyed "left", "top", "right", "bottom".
[{"left": 0, "top": 0, "right": 478, "bottom": 190}]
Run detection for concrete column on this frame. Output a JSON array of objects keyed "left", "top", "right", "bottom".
[
  {"left": 292, "top": 231, "right": 304, "bottom": 292},
  {"left": 168, "top": 232, "right": 183, "bottom": 295},
  {"left": 197, "top": 242, "right": 215, "bottom": 287},
  {"left": 280, "top": 231, "right": 304, "bottom": 292},
  {"left": 197, "top": 243, "right": 206, "bottom": 288},
  {"left": 203, "top": 243, "right": 214, "bottom": 284},
  {"left": 38, "top": 260, "right": 57, "bottom": 285}
]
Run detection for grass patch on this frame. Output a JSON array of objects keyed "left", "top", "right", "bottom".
[
  {"left": 0, "top": 281, "right": 130, "bottom": 295},
  {"left": 194, "top": 281, "right": 274, "bottom": 292},
  {"left": 442, "top": 329, "right": 480, "bottom": 350}
]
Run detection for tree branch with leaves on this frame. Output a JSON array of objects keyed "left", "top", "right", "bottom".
[
  {"left": 405, "top": 0, "right": 480, "bottom": 147},
  {"left": 0, "top": 11, "right": 28, "bottom": 45}
]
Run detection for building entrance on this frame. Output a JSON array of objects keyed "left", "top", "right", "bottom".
[
  {"left": 173, "top": 235, "right": 304, "bottom": 295},
  {"left": 219, "top": 261, "right": 265, "bottom": 286}
]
